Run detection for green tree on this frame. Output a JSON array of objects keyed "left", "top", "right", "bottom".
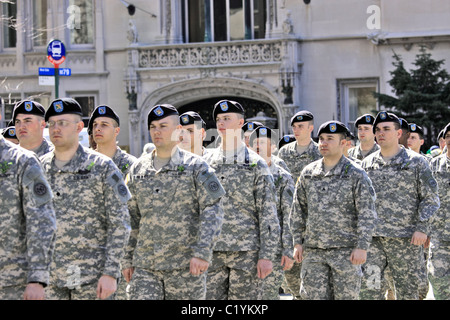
[{"left": 374, "top": 46, "right": 450, "bottom": 150}]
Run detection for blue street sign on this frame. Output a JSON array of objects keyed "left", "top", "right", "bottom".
[
  {"left": 39, "top": 67, "right": 55, "bottom": 76},
  {"left": 47, "top": 39, "right": 66, "bottom": 65},
  {"left": 38, "top": 68, "right": 71, "bottom": 76},
  {"left": 58, "top": 68, "right": 71, "bottom": 76}
]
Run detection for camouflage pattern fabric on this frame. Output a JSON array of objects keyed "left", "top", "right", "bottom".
[
  {"left": 206, "top": 250, "right": 261, "bottom": 300},
  {"left": 290, "top": 156, "right": 376, "bottom": 300},
  {"left": 259, "top": 159, "right": 295, "bottom": 300},
  {"left": 203, "top": 143, "right": 280, "bottom": 299},
  {"left": 277, "top": 139, "right": 321, "bottom": 298},
  {"left": 300, "top": 247, "right": 363, "bottom": 300},
  {"left": 348, "top": 143, "right": 380, "bottom": 161},
  {"left": 112, "top": 146, "right": 137, "bottom": 177},
  {"left": 0, "top": 137, "right": 56, "bottom": 293},
  {"left": 359, "top": 146, "right": 440, "bottom": 300},
  {"left": 428, "top": 154, "right": 450, "bottom": 300},
  {"left": 277, "top": 139, "right": 322, "bottom": 183},
  {"left": 40, "top": 144, "right": 131, "bottom": 291},
  {"left": 46, "top": 281, "right": 114, "bottom": 300},
  {"left": 291, "top": 155, "right": 377, "bottom": 251},
  {"left": 123, "top": 146, "right": 224, "bottom": 299},
  {"left": 34, "top": 138, "right": 54, "bottom": 157},
  {"left": 129, "top": 267, "right": 207, "bottom": 300},
  {"left": 360, "top": 237, "right": 423, "bottom": 300},
  {"left": 361, "top": 146, "right": 439, "bottom": 237},
  {"left": 111, "top": 146, "right": 137, "bottom": 300}
]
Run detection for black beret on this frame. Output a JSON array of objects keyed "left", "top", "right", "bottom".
[
  {"left": 147, "top": 104, "right": 179, "bottom": 128},
  {"left": 278, "top": 134, "right": 296, "bottom": 150},
  {"left": 180, "top": 111, "right": 206, "bottom": 129},
  {"left": 398, "top": 117, "right": 409, "bottom": 131},
  {"left": 443, "top": 122, "right": 450, "bottom": 138},
  {"left": 88, "top": 105, "right": 120, "bottom": 132},
  {"left": 290, "top": 110, "right": 314, "bottom": 126},
  {"left": 2, "top": 126, "right": 17, "bottom": 139},
  {"left": 318, "top": 121, "right": 350, "bottom": 137},
  {"left": 242, "top": 121, "right": 264, "bottom": 133},
  {"left": 372, "top": 111, "right": 400, "bottom": 134},
  {"left": 249, "top": 126, "right": 278, "bottom": 146},
  {"left": 213, "top": 100, "right": 245, "bottom": 120},
  {"left": 408, "top": 123, "right": 424, "bottom": 136},
  {"left": 354, "top": 114, "right": 375, "bottom": 127},
  {"left": 45, "top": 98, "right": 83, "bottom": 122},
  {"left": 12, "top": 100, "right": 45, "bottom": 122}
]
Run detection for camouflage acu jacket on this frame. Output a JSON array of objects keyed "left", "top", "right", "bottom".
[
  {"left": 203, "top": 143, "right": 281, "bottom": 262},
  {"left": 361, "top": 146, "right": 440, "bottom": 238},
  {"left": 112, "top": 146, "right": 137, "bottom": 177},
  {"left": 429, "top": 153, "right": 450, "bottom": 241},
  {"left": 270, "top": 158, "right": 295, "bottom": 258},
  {"left": 348, "top": 143, "right": 380, "bottom": 161},
  {"left": 277, "top": 139, "right": 322, "bottom": 184},
  {"left": 123, "top": 147, "right": 225, "bottom": 271},
  {"left": 0, "top": 137, "right": 56, "bottom": 288},
  {"left": 40, "top": 144, "right": 131, "bottom": 288},
  {"left": 292, "top": 155, "right": 377, "bottom": 250}
]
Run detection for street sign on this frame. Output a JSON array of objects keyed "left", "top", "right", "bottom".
[
  {"left": 58, "top": 68, "right": 71, "bottom": 76},
  {"left": 39, "top": 67, "right": 71, "bottom": 76},
  {"left": 39, "top": 67, "right": 55, "bottom": 76},
  {"left": 39, "top": 76, "right": 55, "bottom": 86},
  {"left": 47, "top": 39, "right": 66, "bottom": 65}
]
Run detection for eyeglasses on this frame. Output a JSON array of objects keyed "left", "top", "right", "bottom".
[{"left": 48, "top": 120, "right": 79, "bottom": 128}]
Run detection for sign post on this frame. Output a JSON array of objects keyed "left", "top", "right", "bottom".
[{"left": 47, "top": 39, "right": 66, "bottom": 99}]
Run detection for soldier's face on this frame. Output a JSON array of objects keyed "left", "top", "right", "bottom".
[
  {"left": 374, "top": 122, "right": 402, "bottom": 148},
  {"left": 92, "top": 117, "right": 119, "bottom": 145},
  {"left": 292, "top": 122, "right": 313, "bottom": 141},
  {"left": 318, "top": 133, "right": 345, "bottom": 158},
  {"left": 357, "top": 125, "right": 375, "bottom": 143},
  {"left": 407, "top": 132, "right": 424, "bottom": 152},
  {"left": 445, "top": 132, "right": 450, "bottom": 149},
  {"left": 215, "top": 113, "right": 244, "bottom": 137},
  {"left": 14, "top": 114, "right": 46, "bottom": 141},
  {"left": 48, "top": 114, "right": 83, "bottom": 149},
  {"left": 250, "top": 137, "right": 273, "bottom": 159},
  {"left": 149, "top": 115, "right": 181, "bottom": 149},
  {"left": 179, "top": 124, "right": 204, "bottom": 152}
]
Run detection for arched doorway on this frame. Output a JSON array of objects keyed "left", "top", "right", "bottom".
[{"left": 178, "top": 96, "right": 278, "bottom": 130}]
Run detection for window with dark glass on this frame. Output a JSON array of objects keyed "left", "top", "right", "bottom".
[
  {"left": 183, "top": 0, "right": 266, "bottom": 43},
  {"left": 2, "top": 0, "right": 17, "bottom": 48}
]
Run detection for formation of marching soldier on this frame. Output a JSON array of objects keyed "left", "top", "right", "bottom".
[{"left": 0, "top": 97, "right": 448, "bottom": 300}]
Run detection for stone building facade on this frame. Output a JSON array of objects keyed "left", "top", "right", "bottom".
[{"left": 1, "top": 0, "right": 449, "bottom": 156}]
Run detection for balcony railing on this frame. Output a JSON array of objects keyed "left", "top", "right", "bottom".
[{"left": 136, "top": 39, "right": 286, "bottom": 69}]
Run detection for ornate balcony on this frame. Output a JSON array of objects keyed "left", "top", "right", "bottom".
[{"left": 135, "top": 39, "right": 286, "bottom": 69}]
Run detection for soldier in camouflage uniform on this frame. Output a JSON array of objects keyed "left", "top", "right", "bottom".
[
  {"left": 88, "top": 105, "right": 137, "bottom": 177},
  {"left": 0, "top": 113, "right": 57, "bottom": 300},
  {"left": 203, "top": 100, "right": 280, "bottom": 300},
  {"left": 88, "top": 105, "right": 137, "bottom": 300},
  {"left": 359, "top": 112, "right": 440, "bottom": 300},
  {"left": 40, "top": 98, "right": 131, "bottom": 300},
  {"left": 348, "top": 114, "right": 380, "bottom": 161},
  {"left": 249, "top": 126, "right": 295, "bottom": 300},
  {"left": 179, "top": 111, "right": 208, "bottom": 156},
  {"left": 277, "top": 110, "right": 321, "bottom": 299},
  {"left": 12, "top": 100, "right": 54, "bottom": 157},
  {"left": 122, "top": 104, "right": 225, "bottom": 300},
  {"left": 291, "top": 121, "right": 377, "bottom": 300},
  {"left": 428, "top": 122, "right": 450, "bottom": 300}
]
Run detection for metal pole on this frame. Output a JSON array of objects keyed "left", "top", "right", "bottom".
[{"left": 55, "top": 65, "right": 59, "bottom": 99}]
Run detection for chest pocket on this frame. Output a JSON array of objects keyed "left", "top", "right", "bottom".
[
  {"left": 307, "top": 175, "right": 353, "bottom": 206},
  {"left": 64, "top": 173, "right": 104, "bottom": 203},
  {"left": 434, "top": 171, "right": 450, "bottom": 199}
]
